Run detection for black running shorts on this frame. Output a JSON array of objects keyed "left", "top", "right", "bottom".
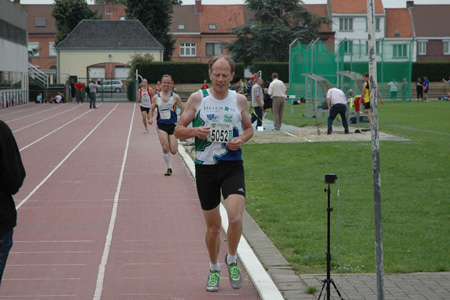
[
  {"left": 157, "top": 122, "right": 176, "bottom": 135},
  {"left": 140, "top": 106, "right": 150, "bottom": 113},
  {"left": 195, "top": 161, "right": 246, "bottom": 211}
]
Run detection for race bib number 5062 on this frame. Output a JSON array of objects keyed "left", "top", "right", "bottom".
[{"left": 207, "top": 122, "right": 233, "bottom": 143}]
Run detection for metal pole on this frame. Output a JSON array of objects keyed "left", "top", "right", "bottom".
[
  {"left": 289, "top": 39, "right": 299, "bottom": 96},
  {"left": 367, "top": 1, "right": 385, "bottom": 299}
]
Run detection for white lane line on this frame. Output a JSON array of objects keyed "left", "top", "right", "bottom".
[
  {"left": 386, "top": 124, "right": 450, "bottom": 137},
  {"left": 177, "top": 144, "right": 284, "bottom": 300},
  {"left": 9, "top": 105, "right": 62, "bottom": 123},
  {"left": 13, "top": 105, "right": 81, "bottom": 133},
  {"left": 19, "top": 104, "right": 101, "bottom": 152},
  {"left": 93, "top": 103, "right": 135, "bottom": 300},
  {"left": 16, "top": 103, "right": 119, "bottom": 209}
]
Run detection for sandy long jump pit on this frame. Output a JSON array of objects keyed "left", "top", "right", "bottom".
[{"left": 246, "top": 126, "right": 411, "bottom": 144}]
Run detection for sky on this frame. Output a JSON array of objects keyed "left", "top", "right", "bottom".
[{"left": 15, "top": 0, "right": 450, "bottom": 8}]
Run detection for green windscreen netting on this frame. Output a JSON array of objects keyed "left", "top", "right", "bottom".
[{"left": 289, "top": 39, "right": 414, "bottom": 105}]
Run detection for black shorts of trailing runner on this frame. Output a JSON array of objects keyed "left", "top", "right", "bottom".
[
  {"left": 195, "top": 161, "right": 246, "bottom": 211},
  {"left": 157, "top": 122, "right": 176, "bottom": 135},
  {"left": 140, "top": 106, "right": 150, "bottom": 113}
]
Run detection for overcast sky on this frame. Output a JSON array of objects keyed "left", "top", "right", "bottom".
[{"left": 16, "top": 0, "right": 450, "bottom": 8}]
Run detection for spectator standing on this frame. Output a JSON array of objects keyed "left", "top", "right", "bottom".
[
  {"left": 326, "top": 86, "right": 349, "bottom": 135},
  {"left": 387, "top": 79, "right": 398, "bottom": 100},
  {"left": 0, "top": 120, "right": 26, "bottom": 287},
  {"left": 74, "top": 81, "right": 85, "bottom": 104},
  {"left": 89, "top": 79, "right": 99, "bottom": 109},
  {"left": 250, "top": 77, "right": 264, "bottom": 129},
  {"left": 401, "top": 78, "right": 408, "bottom": 101},
  {"left": 268, "top": 73, "right": 286, "bottom": 130},
  {"left": 416, "top": 77, "right": 423, "bottom": 101},
  {"left": 423, "top": 76, "right": 430, "bottom": 102},
  {"left": 201, "top": 80, "right": 209, "bottom": 90}
]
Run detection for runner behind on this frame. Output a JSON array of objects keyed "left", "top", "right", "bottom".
[{"left": 148, "top": 75, "right": 184, "bottom": 176}]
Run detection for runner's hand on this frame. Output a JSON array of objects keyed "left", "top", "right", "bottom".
[
  {"left": 226, "top": 137, "right": 243, "bottom": 151},
  {"left": 196, "top": 126, "right": 210, "bottom": 140}
]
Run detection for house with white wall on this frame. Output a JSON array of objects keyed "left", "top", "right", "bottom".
[{"left": 0, "top": 0, "right": 28, "bottom": 107}]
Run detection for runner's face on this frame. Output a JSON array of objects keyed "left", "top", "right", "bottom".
[
  {"left": 161, "top": 77, "right": 171, "bottom": 92},
  {"left": 209, "top": 58, "right": 234, "bottom": 93}
]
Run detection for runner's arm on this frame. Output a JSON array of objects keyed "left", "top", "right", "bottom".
[
  {"left": 174, "top": 91, "right": 210, "bottom": 140},
  {"left": 148, "top": 99, "right": 158, "bottom": 125}
]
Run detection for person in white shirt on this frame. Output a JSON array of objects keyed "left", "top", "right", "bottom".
[
  {"left": 268, "top": 73, "right": 286, "bottom": 130},
  {"left": 387, "top": 79, "right": 398, "bottom": 100},
  {"left": 326, "top": 86, "right": 349, "bottom": 135}
]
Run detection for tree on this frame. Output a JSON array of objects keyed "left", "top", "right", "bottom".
[
  {"left": 52, "top": 0, "right": 98, "bottom": 45},
  {"left": 125, "top": 0, "right": 175, "bottom": 61},
  {"left": 128, "top": 53, "right": 155, "bottom": 78},
  {"left": 227, "top": 0, "right": 329, "bottom": 65}
]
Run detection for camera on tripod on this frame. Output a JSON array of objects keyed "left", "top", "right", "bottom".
[{"left": 324, "top": 174, "right": 337, "bottom": 184}]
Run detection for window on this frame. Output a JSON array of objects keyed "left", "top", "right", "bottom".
[
  {"left": 444, "top": 41, "right": 450, "bottom": 55},
  {"left": 120, "top": 16, "right": 126, "bottom": 20},
  {"left": 418, "top": 41, "right": 427, "bottom": 55},
  {"left": 209, "top": 24, "right": 216, "bottom": 30},
  {"left": 344, "top": 40, "right": 353, "bottom": 54},
  {"left": 28, "top": 42, "right": 39, "bottom": 57},
  {"left": 206, "top": 43, "right": 222, "bottom": 57},
  {"left": 49, "top": 42, "right": 56, "bottom": 57},
  {"left": 178, "top": 24, "right": 185, "bottom": 30},
  {"left": 35, "top": 18, "right": 46, "bottom": 27},
  {"left": 179, "top": 42, "right": 196, "bottom": 57},
  {"left": 393, "top": 44, "right": 407, "bottom": 58},
  {"left": 339, "top": 18, "right": 353, "bottom": 31}
]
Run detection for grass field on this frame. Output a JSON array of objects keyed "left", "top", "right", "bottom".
[{"left": 243, "top": 101, "right": 450, "bottom": 274}]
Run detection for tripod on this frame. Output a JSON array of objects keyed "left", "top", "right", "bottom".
[{"left": 318, "top": 174, "right": 344, "bottom": 300}]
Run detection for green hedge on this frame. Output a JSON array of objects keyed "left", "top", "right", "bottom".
[
  {"left": 412, "top": 62, "right": 450, "bottom": 81},
  {"left": 136, "top": 62, "right": 245, "bottom": 84}
]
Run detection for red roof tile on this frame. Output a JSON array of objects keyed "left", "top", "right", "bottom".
[
  {"left": 329, "top": 0, "right": 384, "bottom": 14},
  {"left": 385, "top": 8, "right": 413, "bottom": 38}
]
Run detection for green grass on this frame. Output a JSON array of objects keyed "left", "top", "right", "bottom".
[{"left": 243, "top": 101, "right": 450, "bottom": 275}]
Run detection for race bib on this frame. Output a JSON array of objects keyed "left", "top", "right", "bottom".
[
  {"left": 160, "top": 110, "right": 171, "bottom": 120},
  {"left": 207, "top": 122, "right": 233, "bottom": 143}
]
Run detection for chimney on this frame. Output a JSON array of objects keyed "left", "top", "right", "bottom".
[
  {"left": 406, "top": 1, "right": 414, "bottom": 8},
  {"left": 195, "top": 0, "right": 203, "bottom": 14}
]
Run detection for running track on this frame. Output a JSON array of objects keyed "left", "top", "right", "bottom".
[{"left": 0, "top": 103, "right": 261, "bottom": 300}]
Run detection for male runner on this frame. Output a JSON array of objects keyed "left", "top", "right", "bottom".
[
  {"left": 174, "top": 55, "right": 253, "bottom": 292},
  {"left": 148, "top": 75, "right": 184, "bottom": 176}
]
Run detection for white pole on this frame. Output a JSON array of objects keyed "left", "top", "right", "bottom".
[{"left": 367, "top": 1, "right": 385, "bottom": 299}]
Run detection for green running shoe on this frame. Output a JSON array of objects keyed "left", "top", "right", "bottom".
[
  {"left": 225, "top": 254, "right": 242, "bottom": 289},
  {"left": 205, "top": 270, "right": 222, "bottom": 292}
]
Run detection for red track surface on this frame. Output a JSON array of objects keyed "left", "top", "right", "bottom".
[{"left": 0, "top": 103, "right": 260, "bottom": 300}]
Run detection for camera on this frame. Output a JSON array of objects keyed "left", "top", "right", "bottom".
[{"left": 324, "top": 174, "right": 337, "bottom": 184}]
